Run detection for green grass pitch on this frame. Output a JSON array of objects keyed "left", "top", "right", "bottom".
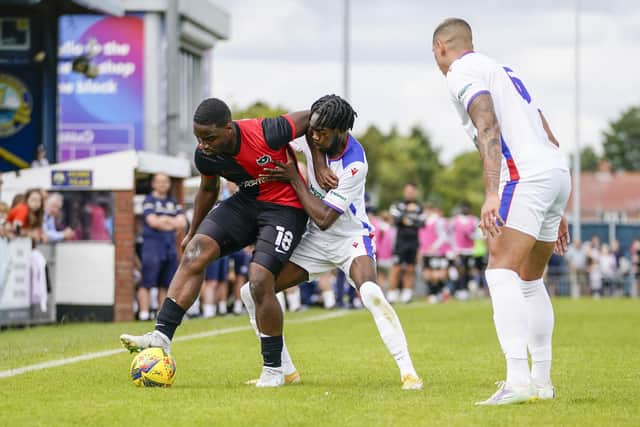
[{"left": 1, "top": 299, "right": 639, "bottom": 426}]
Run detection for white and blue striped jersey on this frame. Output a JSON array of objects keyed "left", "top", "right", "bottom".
[
  {"left": 446, "top": 51, "right": 569, "bottom": 183},
  {"left": 290, "top": 135, "right": 374, "bottom": 238}
]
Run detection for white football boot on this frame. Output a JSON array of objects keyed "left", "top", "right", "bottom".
[
  {"left": 475, "top": 381, "right": 536, "bottom": 405},
  {"left": 246, "top": 370, "right": 300, "bottom": 386},
  {"left": 120, "top": 330, "right": 171, "bottom": 354},
  {"left": 534, "top": 383, "right": 555, "bottom": 400},
  {"left": 401, "top": 374, "right": 424, "bottom": 390},
  {"left": 255, "top": 367, "right": 285, "bottom": 388}
]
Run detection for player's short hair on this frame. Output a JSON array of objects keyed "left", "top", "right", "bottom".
[
  {"left": 193, "top": 98, "right": 231, "bottom": 127},
  {"left": 310, "top": 94, "right": 357, "bottom": 132},
  {"left": 432, "top": 17, "right": 472, "bottom": 45}
]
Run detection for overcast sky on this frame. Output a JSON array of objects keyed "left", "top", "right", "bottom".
[{"left": 209, "top": 0, "right": 640, "bottom": 163}]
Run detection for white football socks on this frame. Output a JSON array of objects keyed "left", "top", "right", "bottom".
[
  {"left": 240, "top": 283, "right": 296, "bottom": 375},
  {"left": 522, "top": 277, "right": 554, "bottom": 386},
  {"left": 359, "top": 281, "right": 417, "bottom": 378},
  {"left": 286, "top": 287, "right": 301, "bottom": 312},
  {"left": 322, "top": 290, "right": 336, "bottom": 309},
  {"left": 233, "top": 299, "right": 243, "bottom": 315},
  {"left": 202, "top": 304, "right": 216, "bottom": 318},
  {"left": 386, "top": 289, "right": 399, "bottom": 304},
  {"left": 400, "top": 288, "right": 413, "bottom": 304},
  {"left": 218, "top": 300, "right": 228, "bottom": 315},
  {"left": 485, "top": 268, "right": 530, "bottom": 387}
]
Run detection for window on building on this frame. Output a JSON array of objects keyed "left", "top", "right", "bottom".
[{"left": 178, "top": 48, "right": 202, "bottom": 139}]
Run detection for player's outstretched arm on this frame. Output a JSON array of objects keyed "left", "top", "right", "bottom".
[
  {"left": 468, "top": 93, "right": 504, "bottom": 238},
  {"left": 182, "top": 174, "right": 219, "bottom": 250}
]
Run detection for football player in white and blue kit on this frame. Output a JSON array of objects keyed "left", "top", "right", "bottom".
[
  {"left": 241, "top": 95, "right": 423, "bottom": 390},
  {"left": 433, "top": 18, "right": 571, "bottom": 405}
]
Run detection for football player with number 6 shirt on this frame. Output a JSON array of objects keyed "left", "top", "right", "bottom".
[{"left": 433, "top": 18, "right": 570, "bottom": 405}]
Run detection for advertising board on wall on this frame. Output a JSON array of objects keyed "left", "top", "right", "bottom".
[{"left": 58, "top": 15, "right": 144, "bottom": 161}]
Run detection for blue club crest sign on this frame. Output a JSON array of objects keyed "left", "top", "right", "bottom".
[{"left": 0, "top": 73, "right": 32, "bottom": 138}]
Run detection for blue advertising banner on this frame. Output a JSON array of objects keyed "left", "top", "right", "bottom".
[
  {"left": 58, "top": 15, "right": 144, "bottom": 161},
  {"left": 51, "top": 170, "right": 93, "bottom": 188}
]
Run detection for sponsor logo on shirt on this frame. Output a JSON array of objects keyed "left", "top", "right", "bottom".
[
  {"left": 350, "top": 167, "right": 359, "bottom": 176},
  {"left": 457, "top": 82, "right": 473, "bottom": 101},
  {"left": 309, "top": 185, "right": 324, "bottom": 200},
  {"left": 256, "top": 155, "right": 272, "bottom": 166},
  {"left": 239, "top": 176, "right": 268, "bottom": 189},
  {"left": 328, "top": 190, "right": 346, "bottom": 201}
]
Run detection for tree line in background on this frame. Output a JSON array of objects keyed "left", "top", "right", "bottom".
[
  {"left": 233, "top": 102, "right": 640, "bottom": 215},
  {"left": 580, "top": 106, "right": 640, "bottom": 172}
]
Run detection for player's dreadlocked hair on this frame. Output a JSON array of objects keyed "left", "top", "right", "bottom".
[
  {"left": 310, "top": 95, "right": 357, "bottom": 132},
  {"left": 193, "top": 98, "right": 231, "bottom": 127}
]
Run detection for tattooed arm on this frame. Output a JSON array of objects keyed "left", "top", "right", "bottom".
[{"left": 468, "top": 93, "right": 504, "bottom": 238}]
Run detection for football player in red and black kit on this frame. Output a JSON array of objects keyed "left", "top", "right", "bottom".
[{"left": 121, "top": 98, "right": 314, "bottom": 386}]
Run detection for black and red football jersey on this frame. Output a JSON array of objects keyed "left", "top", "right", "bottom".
[{"left": 194, "top": 115, "right": 303, "bottom": 209}]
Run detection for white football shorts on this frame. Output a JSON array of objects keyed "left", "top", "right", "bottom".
[
  {"left": 289, "top": 231, "right": 376, "bottom": 287},
  {"left": 498, "top": 168, "right": 571, "bottom": 242}
]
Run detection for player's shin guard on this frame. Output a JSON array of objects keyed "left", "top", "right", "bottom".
[
  {"left": 485, "top": 269, "right": 530, "bottom": 387},
  {"left": 240, "top": 282, "right": 297, "bottom": 375},
  {"left": 155, "top": 297, "right": 185, "bottom": 340},
  {"left": 359, "top": 281, "right": 417, "bottom": 378},
  {"left": 521, "top": 277, "right": 554, "bottom": 386}
]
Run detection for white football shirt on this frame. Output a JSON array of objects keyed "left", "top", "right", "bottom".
[
  {"left": 447, "top": 51, "right": 569, "bottom": 182},
  {"left": 290, "top": 135, "right": 374, "bottom": 238}
]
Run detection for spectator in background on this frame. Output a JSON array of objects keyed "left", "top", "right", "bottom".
[
  {"left": 450, "top": 201, "right": 478, "bottom": 300},
  {"left": 30, "top": 145, "right": 49, "bottom": 168},
  {"left": 419, "top": 203, "right": 450, "bottom": 303},
  {"left": 566, "top": 239, "right": 588, "bottom": 296},
  {"left": 545, "top": 252, "right": 565, "bottom": 296},
  {"left": 369, "top": 209, "right": 394, "bottom": 289},
  {"left": 229, "top": 246, "right": 252, "bottom": 315},
  {"left": 7, "top": 188, "right": 45, "bottom": 242},
  {"left": 0, "top": 201, "right": 9, "bottom": 238},
  {"left": 10, "top": 193, "right": 24, "bottom": 209},
  {"left": 587, "top": 239, "right": 602, "bottom": 298},
  {"left": 600, "top": 244, "right": 617, "bottom": 296},
  {"left": 139, "top": 173, "right": 187, "bottom": 321},
  {"left": 43, "top": 193, "right": 74, "bottom": 243},
  {"left": 632, "top": 238, "right": 640, "bottom": 293},
  {"left": 0, "top": 202, "right": 8, "bottom": 282},
  {"left": 388, "top": 182, "right": 424, "bottom": 304},
  {"left": 201, "top": 257, "right": 230, "bottom": 317},
  {"left": 85, "top": 196, "right": 111, "bottom": 240},
  {"left": 470, "top": 225, "right": 488, "bottom": 297}
]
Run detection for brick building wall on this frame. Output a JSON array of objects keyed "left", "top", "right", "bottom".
[{"left": 113, "top": 190, "right": 135, "bottom": 322}]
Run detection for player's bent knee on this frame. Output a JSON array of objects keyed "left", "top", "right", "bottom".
[
  {"left": 179, "top": 242, "right": 218, "bottom": 276},
  {"left": 248, "top": 276, "right": 275, "bottom": 304}
]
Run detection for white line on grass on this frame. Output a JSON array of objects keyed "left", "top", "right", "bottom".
[{"left": 0, "top": 310, "right": 349, "bottom": 379}]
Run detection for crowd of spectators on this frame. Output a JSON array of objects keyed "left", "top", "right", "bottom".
[
  {"left": 563, "top": 236, "right": 639, "bottom": 298},
  {"left": 132, "top": 177, "right": 491, "bottom": 321}
]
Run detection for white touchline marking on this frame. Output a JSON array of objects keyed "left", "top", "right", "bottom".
[{"left": 0, "top": 310, "right": 349, "bottom": 379}]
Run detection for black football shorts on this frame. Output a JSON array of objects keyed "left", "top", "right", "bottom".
[{"left": 196, "top": 192, "right": 308, "bottom": 276}]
